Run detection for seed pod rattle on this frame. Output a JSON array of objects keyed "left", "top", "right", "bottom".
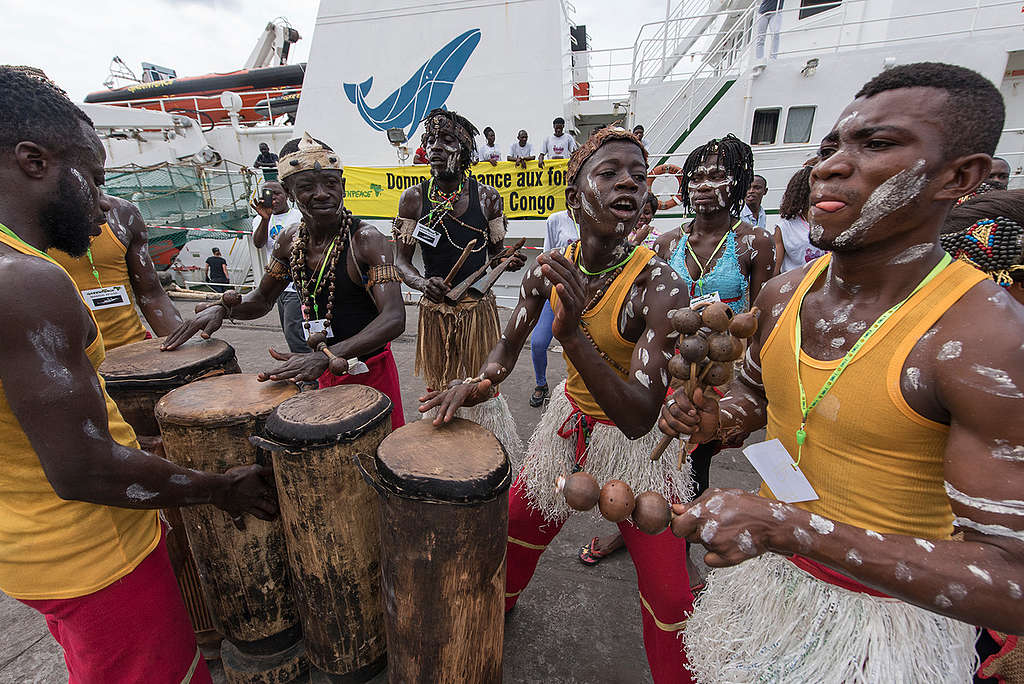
[{"left": 307, "top": 331, "right": 350, "bottom": 376}]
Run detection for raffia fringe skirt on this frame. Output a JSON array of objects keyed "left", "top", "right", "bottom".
[
  {"left": 415, "top": 292, "right": 500, "bottom": 392},
  {"left": 520, "top": 381, "right": 694, "bottom": 523},
  {"left": 682, "top": 553, "right": 978, "bottom": 684}
]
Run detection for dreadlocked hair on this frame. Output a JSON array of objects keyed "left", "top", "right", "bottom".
[
  {"left": 680, "top": 134, "right": 754, "bottom": 217},
  {"left": 425, "top": 107, "right": 479, "bottom": 169},
  {"left": 779, "top": 166, "right": 813, "bottom": 220}
]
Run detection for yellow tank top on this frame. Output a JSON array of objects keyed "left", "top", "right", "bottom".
[
  {"left": 552, "top": 244, "right": 655, "bottom": 421},
  {"left": 0, "top": 229, "right": 159, "bottom": 600},
  {"left": 49, "top": 222, "right": 148, "bottom": 351},
  {"left": 759, "top": 254, "right": 987, "bottom": 539}
]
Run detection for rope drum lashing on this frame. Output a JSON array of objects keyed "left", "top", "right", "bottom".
[{"left": 647, "top": 164, "right": 685, "bottom": 211}]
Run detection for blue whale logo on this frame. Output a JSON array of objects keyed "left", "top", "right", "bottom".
[{"left": 344, "top": 29, "right": 481, "bottom": 140}]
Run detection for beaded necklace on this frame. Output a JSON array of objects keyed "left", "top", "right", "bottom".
[
  {"left": 289, "top": 211, "right": 352, "bottom": 331},
  {"left": 572, "top": 241, "right": 634, "bottom": 375},
  {"left": 425, "top": 175, "right": 487, "bottom": 252}
]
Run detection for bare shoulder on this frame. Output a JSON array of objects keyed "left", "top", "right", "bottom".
[
  {"left": 0, "top": 249, "right": 87, "bottom": 328},
  {"left": 271, "top": 223, "right": 300, "bottom": 261},
  {"left": 636, "top": 252, "right": 688, "bottom": 318},
  {"left": 351, "top": 219, "right": 390, "bottom": 255},
  {"left": 397, "top": 184, "right": 423, "bottom": 218},
  {"left": 652, "top": 226, "right": 683, "bottom": 259},
  {"left": 750, "top": 261, "right": 816, "bottom": 340},
  {"left": 927, "top": 280, "right": 1024, "bottom": 378},
  {"left": 476, "top": 182, "right": 503, "bottom": 219}
]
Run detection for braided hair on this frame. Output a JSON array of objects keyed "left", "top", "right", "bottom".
[
  {"left": 779, "top": 166, "right": 813, "bottom": 220},
  {"left": 680, "top": 134, "right": 754, "bottom": 217},
  {"left": 941, "top": 189, "right": 1024, "bottom": 285}
]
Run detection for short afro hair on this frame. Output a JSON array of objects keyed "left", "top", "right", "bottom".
[
  {"left": 855, "top": 62, "right": 1004, "bottom": 159},
  {"left": 0, "top": 66, "right": 93, "bottom": 156}
]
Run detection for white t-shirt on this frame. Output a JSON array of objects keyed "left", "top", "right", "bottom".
[
  {"left": 253, "top": 206, "right": 303, "bottom": 292},
  {"left": 509, "top": 142, "right": 533, "bottom": 159},
  {"left": 775, "top": 216, "right": 826, "bottom": 273},
  {"left": 478, "top": 143, "right": 502, "bottom": 163},
  {"left": 544, "top": 210, "right": 579, "bottom": 252},
  {"left": 541, "top": 134, "right": 578, "bottom": 159}
]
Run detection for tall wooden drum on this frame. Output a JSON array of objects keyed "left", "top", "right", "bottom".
[
  {"left": 100, "top": 337, "right": 239, "bottom": 436},
  {"left": 372, "top": 418, "right": 510, "bottom": 684},
  {"left": 155, "top": 375, "right": 305, "bottom": 683},
  {"left": 259, "top": 384, "right": 392, "bottom": 681}
]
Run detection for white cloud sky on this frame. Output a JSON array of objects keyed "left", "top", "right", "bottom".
[{"left": 5, "top": 0, "right": 665, "bottom": 103}]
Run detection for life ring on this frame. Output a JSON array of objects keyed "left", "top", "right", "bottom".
[{"left": 647, "top": 164, "right": 685, "bottom": 210}]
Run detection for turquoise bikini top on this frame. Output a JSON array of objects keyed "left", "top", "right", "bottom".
[{"left": 669, "top": 225, "right": 749, "bottom": 313}]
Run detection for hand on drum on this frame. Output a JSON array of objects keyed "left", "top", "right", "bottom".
[
  {"left": 658, "top": 386, "right": 720, "bottom": 444},
  {"left": 213, "top": 464, "right": 279, "bottom": 530},
  {"left": 257, "top": 348, "right": 330, "bottom": 383},
  {"left": 670, "top": 488, "right": 785, "bottom": 568},
  {"left": 161, "top": 302, "right": 226, "bottom": 351},
  {"left": 419, "top": 377, "right": 494, "bottom": 425}
]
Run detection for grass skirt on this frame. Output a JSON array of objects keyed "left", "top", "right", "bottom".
[
  {"left": 682, "top": 553, "right": 978, "bottom": 683},
  {"left": 520, "top": 380, "right": 694, "bottom": 523},
  {"left": 416, "top": 292, "right": 500, "bottom": 391}
]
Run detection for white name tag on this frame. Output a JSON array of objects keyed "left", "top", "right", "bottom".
[
  {"left": 302, "top": 318, "right": 334, "bottom": 341},
  {"left": 81, "top": 285, "right": 130, "bottom": 311},
  {"left": 742, "top": 439, "right": 819, "bottom": 504},
  {"left": 412, "top": 222, "right": 441, "bottom": 247},
  {"left": 690, "top": 291, "right": 722, "bottom": 308}
]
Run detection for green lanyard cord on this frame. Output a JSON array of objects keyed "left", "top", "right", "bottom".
[
  {"left": 685, "top": 220, "right": 739, "bottom": 295},
  {"left": 0, "top": 223, "right": 50, "bottom": 260},
  {"left": 792, "top": 253, "right": 952, "bottom": 468},
  {"left": 304, "top": 237, "right": 338, "bottom": 319},
  {"left": 576, "top": 243, "right": 638, "bottom": 276},
  {"left": 85, "top": 248, "right": 102, "bottom": 286}
]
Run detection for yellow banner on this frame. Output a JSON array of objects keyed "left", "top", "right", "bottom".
[{"left": 342, "top": 159, "right": 568, "bottom": 219}]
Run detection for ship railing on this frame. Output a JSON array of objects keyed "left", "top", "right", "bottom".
[{"left": 104, "top": 88, "right": 297, "bottom": 130}]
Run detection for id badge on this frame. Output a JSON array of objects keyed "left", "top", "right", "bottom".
[
  {"left": 412, "top": 222, "right": 441, "bottom": 247},
  {"left": 81, "top": 285, "right": 130, "bottom": 311},
  {"left": 742, "top": 439, "right": 819, "bottom": 503},
  {"left": 302, "top": 318, "right": 334, "bottom": 341},
  {"left": 690, "top": 291, "right": 722, "bottom": 308}
]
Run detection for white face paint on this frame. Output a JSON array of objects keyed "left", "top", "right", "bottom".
[
  {"left": 126, "top": 483, "right": 158, "bottom": 501},
  {"left": 846, "top": 548, "right": 863, "bottom": 565},
  {"left": 700, "top": 519, "right": 719, "bottom": 543},
  {"left": 514, "top": 307, "right": 527, "bottom": 329},
  {"left": 865, "top": 529, "right": 885, "bottom": 541},
  {"left": 687, "top": 502, "right": 703, "bottom": 518},
  {"left": 809, "top": 223, "right": 824, "bottom": 242},
  {"left": 944, "top": 482, "right": 1024, "bottom": 516},
  {"left": 947, "top": 583, "right": 968, "bottom": 600},
  {"left": 968, "top": 565, "right": 993, "bottom": 584},
  {"left": 955, "top": 516, "right": 1024, "bottom": 543},
  {"left": 771, "top": 302, "right": 786, "bottom": 317},
  {"left": 915, "top": 538, "right": 935, "bottom": 552},
  {"left": 992, "top": 440, "right": 1024, "bottom": 462},
  {"left": 888, "top": 242, "right": 934, "bottom": 265},
  {"left": 894, "top": 562, "right": 913, "bottom": 582},
  {"left": 169, "top": 473, "right": 191, "bottom": 486},
  {"left": 809, "top": 514, "right": 834, "bottom": 535},
  {"left": 834, "top": 160, "right": 928, "bottom": 247},
  {"left": 964, "top": 365, "right": 1023, "bottom": 399},
  {"left": 634, "top": 370, "right": 650, "bottom": 388},
  {"left": 847, "top": 321, "right": 868, "bottom": 334},
  {"left": 934, "top": 594, "right": 952, "bottom": 609},
  {"left": 903, "top": 367, "right": 921, "bottom": 391},
  {"left": 736, "top": 530, "right": 756, "bottom": 556},
  {"left": 937, "top": 340, "right": 962, "bottom": 361},
  {"left": 770, "top": 503, "right": 788, "bottom": 520},
  {"left": 1009, "top": 581, "right": 1023, "bottom": 600},
  {"left": 705, "top": 495, "right": 725, "bottom": 514},
  {"left": 28, "top": 324, "right": 73, "bottom": 390},
  {"left": 830, "top": 337, "right": 846, "bottom": 349},
  {"left": 793, "top": 527, "right": 813, "bottom": 550}
]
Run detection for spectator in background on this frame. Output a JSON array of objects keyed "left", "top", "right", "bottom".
[
  {"left": 251, "top": 180, "right": 306, "bottom": 352},
  {"left": 629, "top": 193, "right": 661, "bottom": 248},
  {"left": 632, "top": 124, "right": 644, "bottom": 141},
  {"left": 478, "top": 127, "right": 502, "bottom": 166},
  {"left": 253, "top": 142, "right": 279, "bottom": 180},
  {"left": 756, "top": 0, "right": 784, "bottom": 62},
  {"left": 771, "top": 165, "right": 825, "bottom": 274},
  {"left": 989, "top": 156, "right": 1011, "bottom": 190},
  {"left": 740, "top": 174, "right": 768, "bottom": 228},
  {"left": 538, "top": 117, "right": 578, "bottom": 168},
  {"left": 204, "top": 247, "right": 229, "bottom": 293},
  {"left": 529, "top": 208, "right": 579, "bottom": 408},
  {"left": 508, "top": 129, "right": 535, "bottom": 168},
  {"left": 414, "top": 133, "right": 429, "bottom": 165}
]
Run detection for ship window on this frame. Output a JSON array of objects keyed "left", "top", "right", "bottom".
[
  {"left": 751, "top": 108, "right": 780, "bottom": 145},
  {"left": 784, "top": 106, "right": 816, "bottom": 143},
  {"left": 800, "top": 0, "right": 841, "bottom": 20}
]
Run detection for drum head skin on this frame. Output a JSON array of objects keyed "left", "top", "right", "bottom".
[
  {"left": 375, "top": 418, "right": 509, "bottom": 503},
  {"left": 155, "top": 375, "right": 298, "bottom": 427},
  {"left": 264, "top": 385, "right": 392, "bottom": 446},
  {"left": 100, "top": 337, "right": 236, "bottom": 388}
]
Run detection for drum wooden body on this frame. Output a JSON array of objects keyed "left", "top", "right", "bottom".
[
  {"left": 372, "top": 418, "right": 510, "bottom": 684},
  {"left": 261, "top": 385, "right": 392, "bottom": 680},
  {"left": 156, "top": 375, "right": 302, "bottom": 677},
  {"left": 100, "top": 337, "right": 239, "bottom": 436}
]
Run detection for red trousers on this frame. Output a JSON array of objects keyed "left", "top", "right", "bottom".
[
  {"left": 20, "top": 527, "right": 212, "bottom": 684},
  {"left": 317, "top": 344, "right": 405, "bottom": 430},
  {"left": 506, "top": 474, "right": 695, "bottom": 684}
]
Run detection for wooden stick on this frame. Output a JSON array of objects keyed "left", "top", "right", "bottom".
[
  {"left": 650, "top": 434, "right": 673, "bottom": 461},
  {"left": 446, "top": 237, "right": 526, "bottom": 304},
  {"left": 442, "top": 239, "right": 477, "bottom": 286}
]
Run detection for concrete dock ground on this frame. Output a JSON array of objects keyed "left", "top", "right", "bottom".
[{"left": 0, "top": 300, "right": 760, "bottom": 683}]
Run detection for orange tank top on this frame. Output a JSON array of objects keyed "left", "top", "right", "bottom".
[
  {"left": 0, "top": 228, "right": 159, "bottom": 600},
  {"left": 49, "top": 222, "right": 148, "bottom": 351},
  {"left": 552, "top": 244, "right": 655, "bottom": 421},
  {"left": 759, "top": 254, "right": 987, "bottom": 539}
]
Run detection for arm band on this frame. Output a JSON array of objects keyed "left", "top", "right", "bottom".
[
  {"left": 366, "top": 263, "right": 403, "bottom": 289},
  {"left": 265, "top": 256, "right": 291, "bottom": 281},
  {"left": 393, "top": 216, "right": 418, "bottom": 245},
  {"left": 488, "top": 215, "right": 507, "bottom": 244}
]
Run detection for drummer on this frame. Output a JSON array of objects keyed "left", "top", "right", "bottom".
[
  {"left": 163, "top": 133, "right": 407, "bottom": 428},
  {"left": 0, "top": 67, "right": 276, "bottom": 683}
]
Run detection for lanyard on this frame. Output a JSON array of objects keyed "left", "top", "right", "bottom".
[
  {"left": 85, "top": 248, "right": 102, "bottom": 286},
  {"left": 0, "top": 222, "right": 50, "bottom": 260},
  {"left": 685, "top": 220, "right": 739, "bottom": 294},
  {"left": 792, "top": 253, "right": 951, "bottom": 467},
  {"left": 304, "top": 237, "right": 338, "bottom": 319},
  {"left": 576, "top": 244, "right": 637, "bottom": 276}
]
